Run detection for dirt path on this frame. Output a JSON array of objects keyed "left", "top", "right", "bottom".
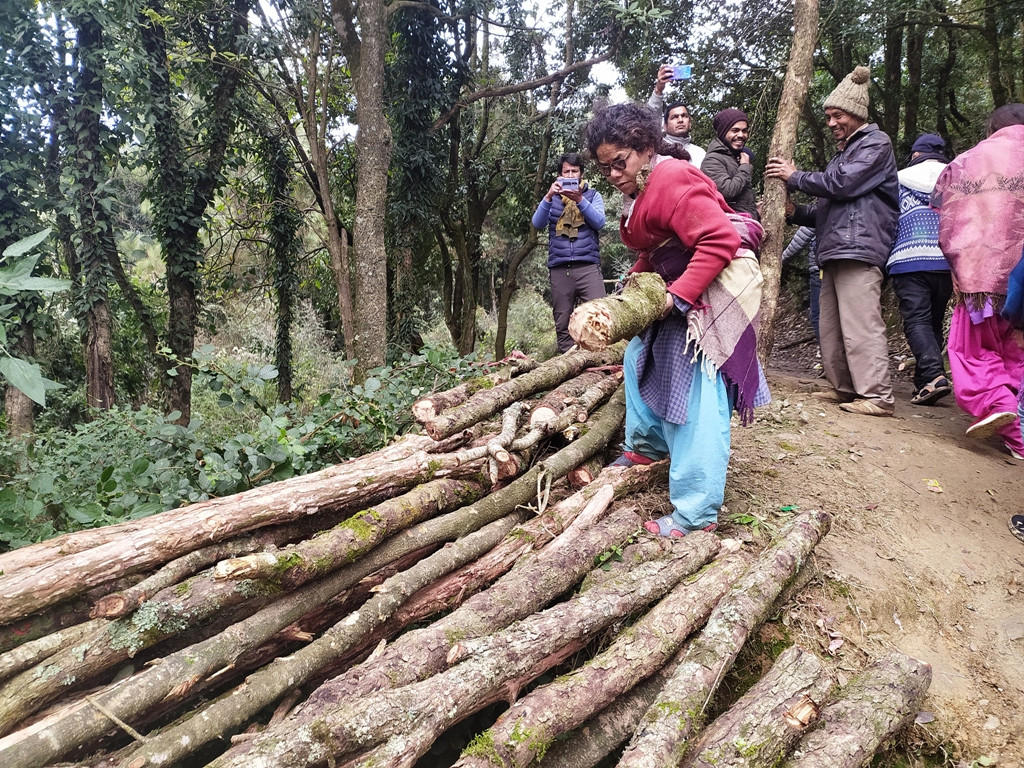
[{"left": 728, "top": 365, "right": 1023, "bottom": 765}]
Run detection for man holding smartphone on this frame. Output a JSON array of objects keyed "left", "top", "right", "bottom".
[
  {"left": 531, "top": 153, "right": 606, "bottom": 353},
  {"left": 647, "top": 64, "right": 705, "bottom": 168}
]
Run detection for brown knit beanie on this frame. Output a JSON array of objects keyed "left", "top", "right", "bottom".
[{"left": 822, "top": 65, "right": 870, "bottom": 120}]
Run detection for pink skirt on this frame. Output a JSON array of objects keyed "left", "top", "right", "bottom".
[{"left": 947, "top": 304, "right": 1024, "bottom": 453}]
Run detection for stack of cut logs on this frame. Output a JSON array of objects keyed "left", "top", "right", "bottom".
[{"left": 0, "top": 327, "right": 930, "bottom": 767}]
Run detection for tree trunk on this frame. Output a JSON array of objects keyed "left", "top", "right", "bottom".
[
  {"left": 453, "top": 551, "right": 748, "bottom": 768},
  {"left": 139, "top": 0, "right": 250, "bottom": 423},
  {"left": 616, "top": 510, "right": 832, "bottom": 768},
  {"left": 4, "top": 324, "right": 35, "bottom": 437},
  {"left": 301, "top": 27, "right": 355, "bottom": 358},
  {"left": 983, "top": 3, "right": 1008, "bottom": 107},
  {"left": 882, "top": 13, "right": 904, "bottom": 138},
  {"left": 779, "top": 651, "right": 931, "bottom": 768},
  {"left": 389, "top": 461, "right": 669, "bottom": 627},
  {"left": 71, "top": 10, "right": 117, "bottom": 412},
  {"left": 111, "top": 512, "right": 528, "bottom": 768},
  {"left": 495, "top": 234, "right": 540, "bottom": 359},
  {"left": 0, "top": 435, "right": 473, "bottom": 623},
  {"left": 208, "top": 534, "right": 720, "bottom": 768},
  {"left": 680, "top": 645, "right": 832, "bottom": 768},
  {"left": 903, "top": 17, "right": 924, "bottom": 145},
  {"left": 568, "top": 273, "right": 666, "bottom": 351},
  {"left": 756, "top": 0, "right": 819, "bottom": 364},
  {"left": 424, "top": 344, "right": 625, "bottom": 439},
  {"left": 934, "top": 1, "right": 957, "bottom": 139},
  {"left": 412, "top": 355, "right": 538, "bottom": 423},
  {"left": 348, "top": 0, "right": 392, "bottom": 375}
]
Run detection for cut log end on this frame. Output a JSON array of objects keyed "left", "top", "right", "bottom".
[
  {"left": 412, "top": 399, "right": 437, "bottom": 423},
  {"left": 90, "top": 595, "right": 128, "bottom": 619},
  {"left": 569, "top": 305, "right": 615, "bottom": 351}
]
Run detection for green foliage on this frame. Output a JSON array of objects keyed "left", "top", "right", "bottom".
[
  {"left": 476, "top": 289, "right": 558, "bottom": 361},
  {"left": 0, "top": 341, "right": 480, "bottom": 551},
  {"left": 0, "top": 230, "right": 70, "bottom": 405}
]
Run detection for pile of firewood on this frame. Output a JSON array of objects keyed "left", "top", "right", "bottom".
[{"left": 0, "top": 343, "right": 930, "bottom": 768}]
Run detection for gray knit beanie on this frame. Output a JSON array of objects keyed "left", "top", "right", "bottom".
[{"left": 822, "top": 65, "right": 870, "bottom": 120}]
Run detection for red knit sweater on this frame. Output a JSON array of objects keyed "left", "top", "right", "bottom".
[{"left": 621, "top": 159, "right": 740, "bottom": 305}]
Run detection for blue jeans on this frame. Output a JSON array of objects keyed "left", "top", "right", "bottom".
[
  {"left": 891, "top": 271, "right": 953, "bottom": 390},
  {"left": 623, "top": 337, "right": 732, "bottom": 530}
]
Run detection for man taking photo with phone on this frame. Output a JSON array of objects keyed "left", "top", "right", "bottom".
[
  {"left": 531, "top": 153, "right": 607, "bottom": 353},
  {"left": 647, "top": 64, "right": 705, "bottom": 168}
]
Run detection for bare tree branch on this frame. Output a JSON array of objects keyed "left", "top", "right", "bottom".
[{"left": 431, "top": 51, "right": 615, "bottom": 131}]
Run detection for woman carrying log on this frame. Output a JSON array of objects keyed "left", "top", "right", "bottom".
[{"left": 585, "top": 102, "right": 769, "bottom": 537}]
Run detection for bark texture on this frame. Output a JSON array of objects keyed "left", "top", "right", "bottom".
[
  {"left": 681, "top": 644, "right": 832, "bottom": 768},
  {"left": 617, "top": 510, "right": 832, "bottom": 768},
  {"left": 756, "top": 0, "right": 819, "bottom": 363},
  {"left": 212, "top": 477, "right": 485, "bottom": 581},
  {"left": 209, "top": 535, "right": 721, "bottom": 768},
  {"left": 453, "top": 552, "right": 750, "bottom": 768},
  {"left": 100, "top": 513, "right": 529, "bottom": 768},
  {"left": 568, "top": 273, "right": 667, "bottom": 351},
  {"left": 779, "top": 651, "right": 931, "bottom": 768},
  {"left": 0, "top": 435, "right": 476, "bottom": 623},
  {"left": 412, "top": 356, "right": 537, "bottom": 423},
  {"left": 529, "top": 370, "right": 619, "bottom": 427},
  {"left": 535, "top": 658, "right": 679, "bottom": 768},
  {"left": 424, "top": 344, "right": 625, "bottom": 439},
  {"left": 389, "top": 462, "right": 669, "bottom": 626},
  {"left": 0, "top": 477, "right": 486, "bottom": 735}
]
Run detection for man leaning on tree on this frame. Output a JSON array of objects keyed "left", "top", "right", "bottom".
[{"left": 766, "top": 65, "right": 899, "bottom": 416}]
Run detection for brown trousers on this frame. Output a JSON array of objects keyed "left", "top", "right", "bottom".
[
  {"left": 549, "top": 263, "right": 606, "bottom": 352},
  {"left": 819, "top": 260, "right": 894, "bottom": 407}
]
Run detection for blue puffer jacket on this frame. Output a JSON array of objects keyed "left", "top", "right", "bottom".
[
  {"left": 531, "top": 186, "right": 605, "bottom": 268},
  {"left": 788, "top": 123, "right": 899, "bottom": 270}
]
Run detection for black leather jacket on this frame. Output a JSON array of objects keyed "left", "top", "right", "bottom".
[{"left": 788, "top": 123, "right": 899, "bottom": 269}]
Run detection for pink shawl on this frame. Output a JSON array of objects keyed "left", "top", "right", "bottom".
[{"left": 932, "top": 124, "right": 1024, "bottom": 297}]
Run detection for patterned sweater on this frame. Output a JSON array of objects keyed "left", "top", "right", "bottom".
[{"left": 886, "top": 159, "right": 949, "bottom": 275}]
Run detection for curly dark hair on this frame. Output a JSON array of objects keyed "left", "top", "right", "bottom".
[
  {"left": 987, "top": 103, "right": 1024, "bottom": 136},
  {"left": 586, "top": 103, "right": 662, "bottom": 158}
]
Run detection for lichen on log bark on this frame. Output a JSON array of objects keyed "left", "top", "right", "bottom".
[
  {"left": 208, "top": 532, "right": 721, "bottom": 768},
  {"left": 616, "top": 510, "right": 832, "bottom": 768},
  {"left": 453, "top": 549, "right": 750, "bottom": 768},
  {"left": 568, "top": 272, "right": 666, "bottom": 351},
  {"left": 680, "top": 644, "right": 833, "bottom": 768},
  {"left": 779, "top": 651, "right": 931, "bottom": 768}
]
